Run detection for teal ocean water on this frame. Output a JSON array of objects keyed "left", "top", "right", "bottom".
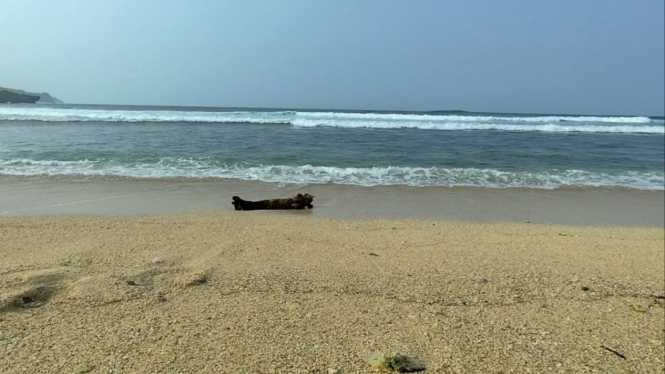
[{"left": 0, "top": 104, "right": 663, "bottom": 190}]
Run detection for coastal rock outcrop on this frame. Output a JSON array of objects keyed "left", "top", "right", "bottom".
[
  {"left": 0, "top": 90, "right": 40, "bottom": 103},
  {"left": 0, "top": 86, "right": 63, "bottom": 104}
]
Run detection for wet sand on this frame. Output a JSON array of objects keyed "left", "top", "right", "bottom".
[
  {"left": 1, "top": 176, "right": 663, "bottom": 226},
  {"left": 0, "top": 177, "right": 663, "bottom": 373}
]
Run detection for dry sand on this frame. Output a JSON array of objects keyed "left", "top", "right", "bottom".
[{"left": 1, "top": 212, "right": 663, "bottom": 373}]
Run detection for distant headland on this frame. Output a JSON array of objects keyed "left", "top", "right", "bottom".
[{"left": 0, "top": 86, "right": 63, "bottom": 104}]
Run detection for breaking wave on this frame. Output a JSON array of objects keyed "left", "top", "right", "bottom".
[
  {"left": 1, "top": 158, "right": 662, "bottom": 190},
  {"left": 0, "top": 107, "right": 662, "bottom": 134}
]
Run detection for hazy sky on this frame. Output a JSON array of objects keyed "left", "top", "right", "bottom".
[{"left": 1, "top": 0, "right": 663, "bottom": 115}]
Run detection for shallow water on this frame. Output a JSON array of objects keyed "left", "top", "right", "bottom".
[{"left": 1, "top": 104, "right": 663, "bottom": 189}]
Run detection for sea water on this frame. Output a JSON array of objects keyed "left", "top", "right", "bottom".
[{"left": 0, "top": 104, "right": 663, "bottom": 190}]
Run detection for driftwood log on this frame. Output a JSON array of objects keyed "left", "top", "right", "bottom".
[{"left": 232, "top": 193, "right": 314, "bottom": 211}]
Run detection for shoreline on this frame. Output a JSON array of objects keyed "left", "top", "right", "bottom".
[{"left": 1, "top": 176, "right": 663, "bottom": 227}]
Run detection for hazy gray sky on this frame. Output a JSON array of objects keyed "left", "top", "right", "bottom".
[{"left": 1, "top": 0, "right": 663, "bottom": 115}]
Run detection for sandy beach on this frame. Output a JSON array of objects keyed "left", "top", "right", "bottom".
[
  {"left": 2, "top": 0, "right": 663, "bottom": 371},
  {"left": 1, "top": 178, "right": 664, "bottom": 373},
  {"left": 2, "top": 176, "right": 664, "bottom": 226},
  {"left": 1, "top": 190, "right": 664, "bottom": 373}
]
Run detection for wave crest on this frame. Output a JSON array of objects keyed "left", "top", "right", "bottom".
[
  {"left": 1, "top": 158, "right": 662, "bottom": 190},
  {"left": 0, "top": 107, "right": 661, "bottom": 134}
]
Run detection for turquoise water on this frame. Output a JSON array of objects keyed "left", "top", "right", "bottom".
[{"left": 1, "top": 104, "right": 663, "bottom": 189}]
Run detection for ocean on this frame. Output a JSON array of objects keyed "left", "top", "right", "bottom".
[{"left": 0, "top": 104, "right": 663, "bottom": 190}]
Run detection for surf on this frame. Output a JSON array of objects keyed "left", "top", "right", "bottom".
[
  {"left": 1, "top": 158, "right": 662, "bottom": 190},
  {"left": 0, "top": 107, "right": 661, "bottom": 134}
]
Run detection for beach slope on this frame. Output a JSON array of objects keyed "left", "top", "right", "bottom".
[{"left": 0, "top": 213, "right": 663, "bottom": 373}]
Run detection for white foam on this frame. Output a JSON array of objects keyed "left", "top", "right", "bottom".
[
  {"left": 290, "top": 119, "right": 663, "bottom": 133},
  {"left": 297, "top": 111, "right": 654, "bottom": 123},
  {"left": 1, "top": 158, "right": 662, "bottom": 190},
  {"left": 0, "top": 107, "right": 661, "bottom": 134},
  {"left": 0, "top": 108, "right": 292, "bottom": 124}
]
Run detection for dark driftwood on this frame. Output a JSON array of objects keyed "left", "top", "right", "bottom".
[{"left": 232, "top": 193, "right": 314, "bottom": 211}]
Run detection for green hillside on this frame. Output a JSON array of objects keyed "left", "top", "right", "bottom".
[{"left": 0, "top": 90, "right": 40, "bottom": 103}]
